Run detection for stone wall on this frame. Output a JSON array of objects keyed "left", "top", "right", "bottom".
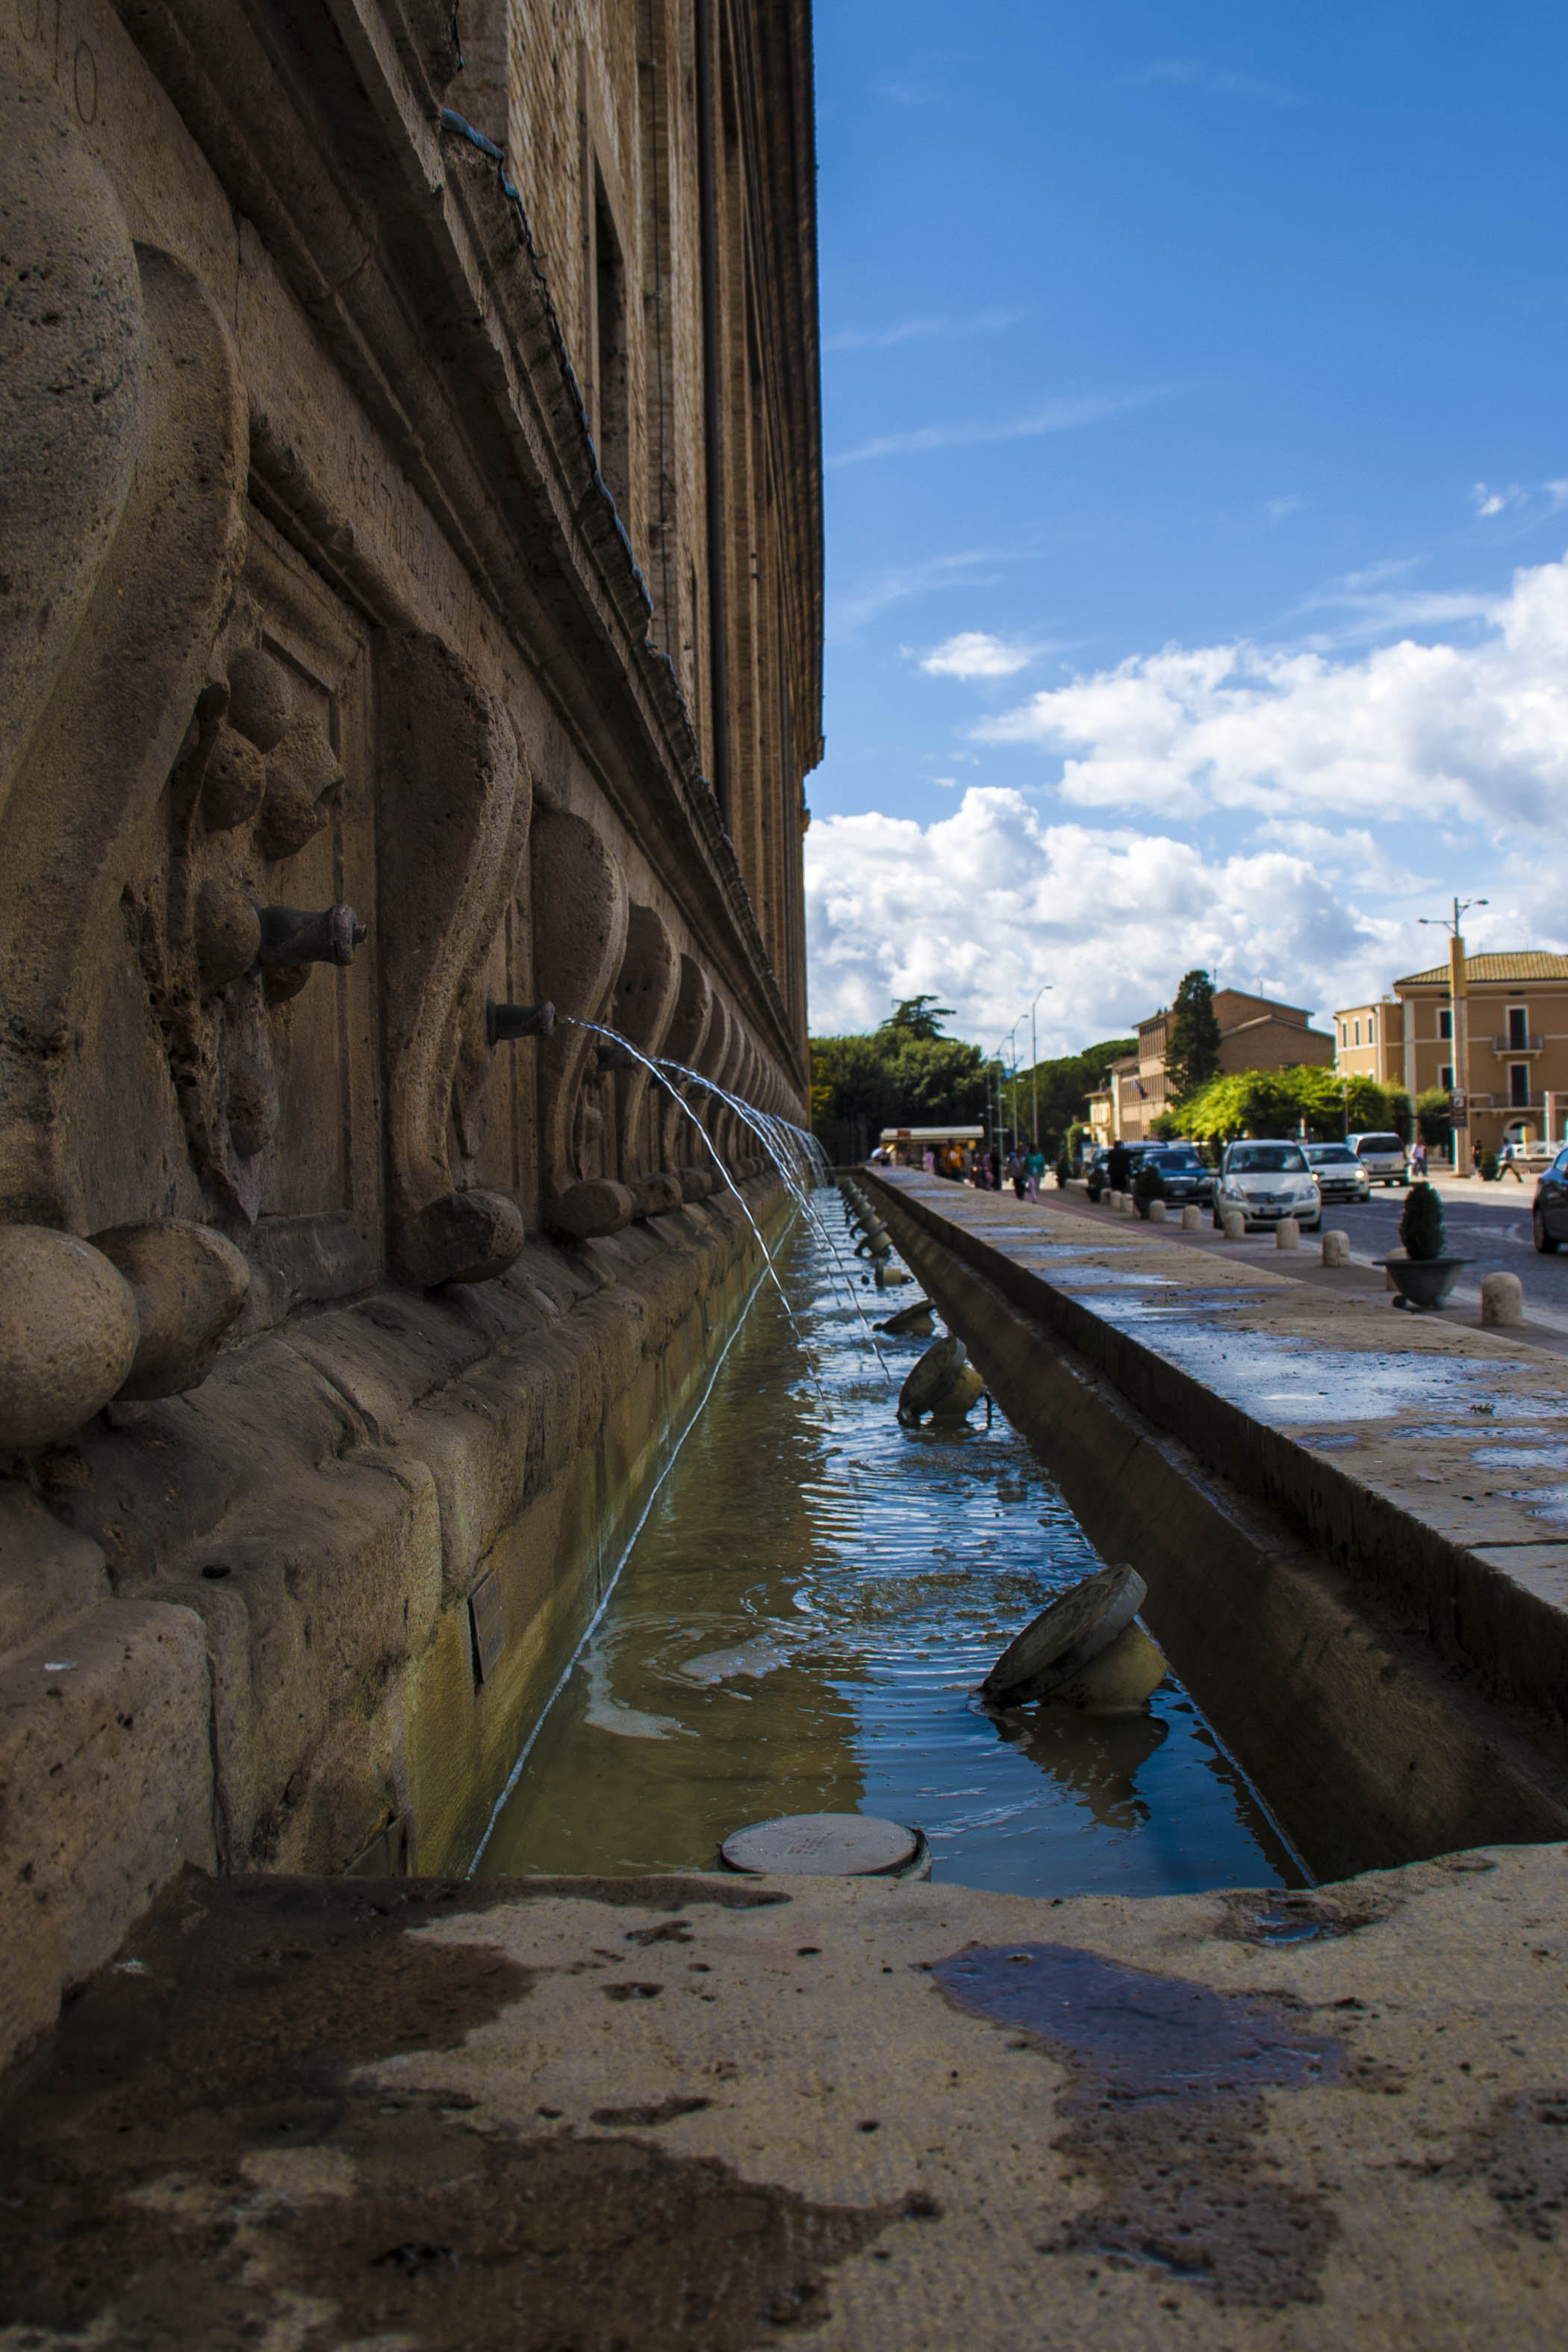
[{"left": 0, "top": 0, "right": 818, "bottom": 2061}]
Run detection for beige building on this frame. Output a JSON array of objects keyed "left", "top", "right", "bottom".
[
  {"left": 1337, "top": 955, "right": 1568, "bottom": 1149},
  {"left": 1089, "top": 990, "right": 1334, "bottom": 1144}
]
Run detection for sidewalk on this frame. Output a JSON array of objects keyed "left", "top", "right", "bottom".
[{"left": 956, "top": 1176, "right": 1568, "bottom": 1362}]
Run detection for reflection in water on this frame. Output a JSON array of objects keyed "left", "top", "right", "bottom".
[{"left": 476, "top": 1206, "right": 1301, "bottom": 1897}]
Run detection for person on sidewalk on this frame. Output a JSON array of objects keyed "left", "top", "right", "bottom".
[
  {"left": 1106, "top": 1138, "right": 1132, "bottom": 1197},
  {"left": 1501, "top": 1139, "right": 1525, "bottom": 1182},
  {"left": 1026, "top": 1147, "right": 1045, "bottom": 1203},
  {"left": 1410, "top": 1138, "right": 1428, "bottom": 1181}
]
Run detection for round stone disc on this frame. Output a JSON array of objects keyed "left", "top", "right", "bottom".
[
  {"left": 721, "top": 1812, "right": 918, "bottom": 1878},
  {"left": 981, "top": 1562, "right": 1148, "bottom": 1707}
]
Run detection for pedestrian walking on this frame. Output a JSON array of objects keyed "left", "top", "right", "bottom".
[
  {"left": 1410, "top": 1138, "right": 1427, "bottom": 1181},
  {"left": 1026, "top": 1147, "right": 1045, "bottom": 1203},
  {"left": 1501, "top": 1138, "right": 1524, "bottom": 1182}
]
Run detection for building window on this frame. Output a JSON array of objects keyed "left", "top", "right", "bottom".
[
  {"left": 1353, "top": 1019, "right": 1361, "bottom": 1046},
  {"left": 1508, "top": 1005, "right": 1530, "bottom": 1050},
  {"left": 1440, "top": 1064, "right": 1455, "bottom": 1091},
  {"left": 1338, "top": 1020, "right": 1347, "bottom": 1047},
  {"left": 1368, "top": 1013, "right": 1376, "bottom": 1046},
  {"left": 1511, "top": 1064, "right": 1531, "bottom": 1108},
  {"left": 1439, "top": 1007, "right": 1453, "bottom": 1040}
]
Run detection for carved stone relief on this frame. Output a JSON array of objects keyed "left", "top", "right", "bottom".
[
  {"left": 611, "top": 903, "right": 681, "bottom": 1216},
  {"left": 531, "top": 806, "right": 634, "bottom": 1241},
  {"left": 659, "top": 952, "right": 712, "bottom": 1191},
  {"left": 377, "top": 632, "right": 530, "bottom": 1286}
]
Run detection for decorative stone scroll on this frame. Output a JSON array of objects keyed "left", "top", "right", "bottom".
[
  {"left": 659, "top": 953, "right": 712, "bottom": 1191},
  {"left": 377, "top": 633, "right": 531, "bottom": 1286},
  {"left": 532, "top": 807, "right": 633, "bottom": 1241},
  {"left": 612, "top": 905, "right": 680, "bottom": 1217}
]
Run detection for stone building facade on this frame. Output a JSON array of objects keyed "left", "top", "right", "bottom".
[
  {"left": 1089, "top": 989, "right": 1335, "bottom": 1144},
  {"left": 1337, "top": 953, "right": 1568, "bottom": 1151},
  {"left": 0, "top": 0, "right": 819, "bottom": 2058}
]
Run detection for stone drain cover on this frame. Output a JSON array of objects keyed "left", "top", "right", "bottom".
[{"left": 720, "top": 1812, "right": 919, "bottom": 1877}]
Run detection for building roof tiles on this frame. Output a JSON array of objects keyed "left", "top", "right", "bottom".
[{"left": 1396, "top": 952, "right": 1568, "bottom": 988}]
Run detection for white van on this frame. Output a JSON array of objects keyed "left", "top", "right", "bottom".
[
  {"left": 1347, "top": 1131, "right": 1407, "bottom": 1188},
  {"left": 1214, "top": 1140, "right": 1322, "bottom": 1231}
]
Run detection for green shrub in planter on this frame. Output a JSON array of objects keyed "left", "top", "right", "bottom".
[
  {"left": 1131, "top": 1162, "right": 1167, "bottom": 1220},
  {"left": 1399, "top": 1180, "right": 1446, "bottom": 1262},
  {"left": 1055, "top": 1151, "right": 1073, "bottom": 1189},
  {"left": 1479, "top": 1147, "right": 1499, "bottom": 1182}
]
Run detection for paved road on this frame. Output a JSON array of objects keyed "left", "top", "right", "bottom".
[{"left": 1320, "top": 1176, "right": 1568, "bottom": 1324}]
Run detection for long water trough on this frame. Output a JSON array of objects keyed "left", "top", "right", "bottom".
[{"left": 474, "top": 1196, "right": 1304, "bottom": 1898}]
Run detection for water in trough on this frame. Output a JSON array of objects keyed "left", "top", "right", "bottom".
[{"left": 475, "top": 1205, "right": 1301, "bottom": 1897}]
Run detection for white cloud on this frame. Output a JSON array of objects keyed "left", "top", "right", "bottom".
[
  {"left": 974, "top": 552, "right": 1568, "bottom": 831},
  {"left": 825, "top": 385, "right": 1173, "bottom": 471},
  {"left": 1470, "top": 479, "right": 1568, "bottom": 527},
  {"left": 804, "top": 788, "right": 1395, "bottom": 1043},
  {"left": 921, "top": 631, "right": 1034, "bottom": 679},
  {"left": 1141, "top": 59, "right": 1299, "bottom": 105},
  {"left": 823, "top": 309, "right": 1018, "bottom": 355}
]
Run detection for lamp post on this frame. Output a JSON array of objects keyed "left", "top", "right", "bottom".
[
  {"left": 1418, "top": 897, "right": 1487, "bottom": 1173},
  {"left": 1027, "top": 984, "right": 1052, "bottom": 1153}
]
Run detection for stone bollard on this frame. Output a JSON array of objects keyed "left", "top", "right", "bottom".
[
  {"left": 1147, "top": 1199, "right": 1167, "bottom": 1223},
  {"left": 1481, "top": 1270, "right": 1524, "bottom": 1327},
  {"left": 1107, "top": 1191, "right": 1122, "bottom": 1211},
  {"left": 1275, "top": 1217, "right": 1301, "bottom": 1250},
  {"left": 1122, "top": 1193, "right": 1138, "bottom": 1215},
  {"left": 1322, "top": 1229, "right": 1350, "bottom": 1267},
  {"left": 1220, "top": 1208, "right": 1245, "bottom": 1241},
  {"left": 1180, "top": 1204, "right": 1202, "bottom": 1230}
]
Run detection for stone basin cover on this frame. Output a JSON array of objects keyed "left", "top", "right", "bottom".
[{"left": 981, "top": 1563, "right": 1148, "bottom": 1707}]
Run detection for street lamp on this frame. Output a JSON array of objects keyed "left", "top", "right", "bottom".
[
  {"left": 1027, "top": 984, "right": 1052, "bottom": 1153},
  {"left": 1418, "top": 897, "right": 1488, "bottom": 1172}
]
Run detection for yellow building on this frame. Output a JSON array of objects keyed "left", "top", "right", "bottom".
[
  {"left": 1088, "top": 990, "right": 1334, "bottom": 1144},
  {"left": 1336, "top": 954, "right": 1568, "bottom": 1150}
]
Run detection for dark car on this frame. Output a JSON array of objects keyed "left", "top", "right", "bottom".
[
  {"left": 1136, "top": 1142, "right": 1215, "bottom": 1206},
  {"left": 1085, "top": 1141, "right": 1152, "bottom": 1200},
  {"left": 1533, "top": 1146, "right": 1568, "bottom": 1252}
]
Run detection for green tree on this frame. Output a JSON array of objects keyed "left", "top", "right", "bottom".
[
  {"left": 1004, "top": 1037, "right": 1136, "bottom": 1157},
  {"left": 809, "top": 1023, "right": 988, "bottom": 1161},
  {"left": 1177, "top": 1065, "right": 1410, "bottom": 1146},
  {"left": 878, "top": 996, "right": 955, "bottom": 1042},
  {"left": 1165, "top": 969, "right": 1222, "bottom": 1100}
]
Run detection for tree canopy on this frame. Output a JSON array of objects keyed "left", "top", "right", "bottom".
[
  {"left": 1166, "top": 969, "right": 1222, "bottom": 1099},
  {"left": 1171, "top": 1065, "right": 1411, "bottom": 1145},
  {"left": 878, "top": 995, "right": 956, "bottom": 1042},
  {"left": 1002, "top": 1037, "right": 1136, "bottom": 1156}
]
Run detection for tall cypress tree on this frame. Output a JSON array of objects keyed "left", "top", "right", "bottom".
[{"left": 1166, "top": 969, "right": 1222, "bottom": 1102}]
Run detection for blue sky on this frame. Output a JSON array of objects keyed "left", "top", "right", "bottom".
[{"left": 803, "top": 2, "right": 1568, "bottom": 1055}]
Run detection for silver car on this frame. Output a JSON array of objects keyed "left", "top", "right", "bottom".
[
  {"left": 1347, "top": 1130, "right": 1407, "bottom": 1188},
  {"left": 1214, "top": 1139, "right": 1322, "bottom": 1231},
  {"left": 1304, "top": 1141, "right": 1372, "bottom": 1204}
]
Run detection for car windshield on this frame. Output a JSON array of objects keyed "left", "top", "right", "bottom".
[
  {"left": 1148, "top": 1149, "right": 1204, "bottom": 1168},
  {"left": 1355, "top": 1135, "right": 1401, "bottom": 1155},
  {"left": 1228, "top": 1144, "right": 1307, "bottom": 1173},
  {"left": 1307, "top": 1146, "right": 1357, "bottom": 1164}
]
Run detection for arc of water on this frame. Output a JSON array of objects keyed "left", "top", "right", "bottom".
[
  {"left": 563, "top": 1020, "right": 831, "bottom": 1401},
  {"left": 655, "top": 1055, "right": 893, "bottom": 1381}
]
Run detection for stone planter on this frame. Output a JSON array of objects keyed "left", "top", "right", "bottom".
[{"left": 1381, "top": 1256, "right": 1469, "bottom": 1311}]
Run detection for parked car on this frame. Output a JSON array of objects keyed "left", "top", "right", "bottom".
[
  {"left": 1304, "top": 1141, "right": 1372, "bottom": 1205},
  {"left": 1533, "top": 1146, "right": 1568, "bottom": 1253},
  {"left": 1136, "top": 1142, "right": 1215, "bottom": 1207},
  {"left": 1084, "top": 1141, "right": 1155, "bottom": 1200},
  {"left": 1346, "top": 1131, "right": 1407, "bottom": 1188},
  {"left": 1213, "top": 1139, "right": 1322, "bottom": 1231}
]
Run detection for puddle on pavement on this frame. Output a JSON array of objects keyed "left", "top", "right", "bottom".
[{"left": 476, "top": 1206, "right": 1301, "bottom": 1899}]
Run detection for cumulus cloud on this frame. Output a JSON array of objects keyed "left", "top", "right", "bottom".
[
  {"left": 921, "top": 631, "right": 1034, "bottom": 679},
  {"left": 803, "top": 787, "right": 1401, "bottom": 1043},
  {"left": 974, "top": 553, "right": 1568, "bottom": 831}
]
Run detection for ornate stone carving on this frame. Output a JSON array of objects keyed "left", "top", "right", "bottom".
[
  {"left": 90, "top": 1220, "right": 249, "bottom": 1400},
  {"left": 532, "top": 807, "right": 633, "bottom": 1241},
  {"left": 376, "top": 632, "right": 530, "bottom": 1286},
  {"left": 659, "top": 952, "right": 712, "bottom": 1186},
  {"left": 612, "top": 904, "right": 680, "bottom": 1214}
]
